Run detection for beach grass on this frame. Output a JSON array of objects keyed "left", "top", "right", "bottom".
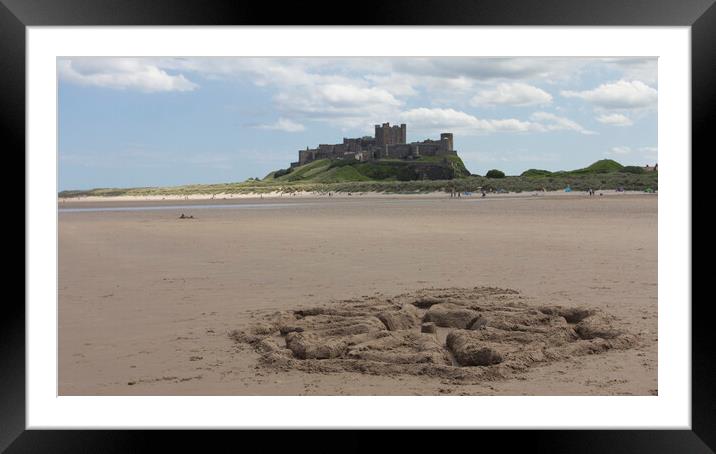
[{"left": 59, "top": 170, "right": 658, "bottom": 198}]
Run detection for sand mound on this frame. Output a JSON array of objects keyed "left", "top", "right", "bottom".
[
  {"left": 446, "top": 331, "right": 504, "bottom": 366},
  {"left": 376, "top": 304, "right": 421, "bottom": 331},
  {"left": 423, "top": 303, "right": 481, "bottom": 329},
  {"left": 229, "top": 287, "right": 638, "bottom": 382}
]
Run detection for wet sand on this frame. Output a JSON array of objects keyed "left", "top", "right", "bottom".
[{"left": 58, "top": 193, "right": 657, "bottom": 395}]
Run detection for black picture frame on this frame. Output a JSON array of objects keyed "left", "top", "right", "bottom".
[{"left": 5, "top": 0, "right": 708, "bottom": 451}]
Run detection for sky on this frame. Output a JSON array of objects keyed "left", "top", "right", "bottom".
[{"left": 58, "top": 57, "right": 657, "bottom": 191}]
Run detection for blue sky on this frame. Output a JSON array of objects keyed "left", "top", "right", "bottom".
[{"left": 58, "top": 57, "right": 657, "bottom": 190}]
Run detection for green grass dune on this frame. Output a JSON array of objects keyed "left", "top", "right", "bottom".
[
  {"left": 268, "top": 155, "right": 470, "bottom": 184},
  {"left": 59, "top": 159, "right": 657, "bottom": 198}
]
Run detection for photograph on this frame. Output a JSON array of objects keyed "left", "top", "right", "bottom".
[
  {"left": 57, "top": 56, "right": 659, "bottom": 396},
  {"left": 5, "top": 0, "right": 707, "bottom": 444}
]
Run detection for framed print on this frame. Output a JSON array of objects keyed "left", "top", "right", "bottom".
[{"left": 6, "top": 0, "right": 710, "bottom": 450}]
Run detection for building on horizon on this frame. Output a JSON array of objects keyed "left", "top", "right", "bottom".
[{"left": 291, "top": 123, "right": 457, "bottom": 168}]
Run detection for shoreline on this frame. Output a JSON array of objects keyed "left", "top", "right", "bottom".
[{"left": 58, "top": 189, "right": 656, "bottom": 204}]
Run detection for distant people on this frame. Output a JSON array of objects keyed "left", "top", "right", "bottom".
[
  {"left": 457, "top": 191, "right": 461, "bottom": 198},
  {"left": 481, "top": 190, "right": 486, "bottom": 198}
]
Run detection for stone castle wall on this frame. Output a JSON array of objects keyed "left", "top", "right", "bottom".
[{"left": 292, "top": 123, "right": 455, "bottom": 167}]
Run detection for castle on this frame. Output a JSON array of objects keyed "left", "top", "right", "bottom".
[{"left": 290, "top": 123, "right": 456, "bottom": 168}]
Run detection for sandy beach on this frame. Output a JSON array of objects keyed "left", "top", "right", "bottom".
[{"left": 58, "top": 192, "right": 657, "bottom": 395}]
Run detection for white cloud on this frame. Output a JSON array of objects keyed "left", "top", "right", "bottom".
[
  {"left": 398, "top": 108, "right": 593, "bottom": 136},
  {"left": 529, "top": 112, "right": 596, "bottom": 135},
  {"left": 596, "top": 113, "right": 633, "bottom": 126},
  {"left": 609, "top": 146, "right": 633, "bottom": 155},
  {"left": 318, "top": 84, "right": 401, "bottom": 107},
  {"left": 364, "top": 74, "right": 419, "bottom": 97},
  {"left": 561, "top": 80, "right": 657, "bottom": 109},
  {"left": 399, "top": 108, "right": 535, "bottom": 135},
  {"left": 255, "top": 118, "right": 305, "bottom": 132},
  {"left": 274, "top": 84, "right": 403, "bottom": 131},
  {"left": 471, "top": 83, "right": 552, "bottom": 107},
  {"left": 58, "top": 58, "right": 198, "bottom": 93},
  {"left": 165, "top": 58, "right": 405, "bottom": 129},
  {"left": 607, "top": 146, "right": 658, "bottom": 161},
  {"left": 57, "top": 57, "right": 656, "bottom": 137},
  {"left": 391, "top": 58, "right": 575, "bottom": 82}
]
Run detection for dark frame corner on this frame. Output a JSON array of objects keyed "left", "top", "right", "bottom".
[{"left": 6, "top": 0, "right": 709, "bottom": 451}]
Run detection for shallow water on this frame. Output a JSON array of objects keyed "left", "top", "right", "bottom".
[{"left": 57, "top": 202, "right": 321, "bottom": 213}]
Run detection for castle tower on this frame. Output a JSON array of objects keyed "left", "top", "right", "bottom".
[
  {"left": 375, "top": 124, "right": 384, "bottom": 146},
  {"left": 375, "top": 123, "right": 387, "bottom": 146},
  {"left": 440, "top": 133, "right": 454, "bottom": 152},
  {"left": 375, "top": 122, "right": 406, "bottom": 146}
]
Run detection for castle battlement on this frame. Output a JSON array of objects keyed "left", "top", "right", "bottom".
[{"left": 292, "top": 123, "right": 456, "bottom": 167}]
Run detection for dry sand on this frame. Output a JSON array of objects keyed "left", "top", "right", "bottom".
[{"left": 58, "top": 192, "right": 657, "bottom": 395}]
